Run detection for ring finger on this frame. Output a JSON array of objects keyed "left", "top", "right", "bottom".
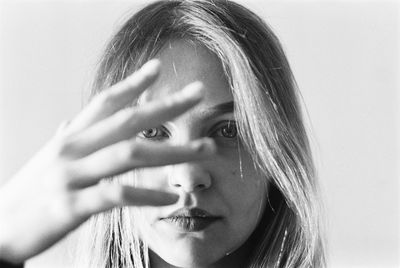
[{"left": 67, "top": 137, "right": 216, "bottom": 188}]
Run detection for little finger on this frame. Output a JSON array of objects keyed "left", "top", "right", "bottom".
[{"left": 73, "top": 184, "right": 179, "bottom": 220}]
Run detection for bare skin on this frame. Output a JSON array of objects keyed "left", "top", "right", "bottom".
[{"left": 0, "top": 59, "right": 216, "bottom": 264}]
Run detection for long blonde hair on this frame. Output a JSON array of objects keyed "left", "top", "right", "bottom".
[{"left": 75, "top": 1, "right": 325, "bottom": 267}]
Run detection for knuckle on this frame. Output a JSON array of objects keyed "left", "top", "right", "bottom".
[
  {"left": 113, "top": 185, "right": 126, "bottom": 202},
  {"left": 47, "top": 164, "right": 75, "bottom": 190},
  {"left": 64, "top": 194, "right": 84, "bottom": 221},
  {"left": 97, "top": 91, "right": 116, "bottom": 110},
  {"left": 56, "top": 164, "right": 71, "bottom": 180},
  {"left": 56, "top": 136, "right": 75, "bottom": 157},
  {"left": 118, "top": 108, "right": 137, "bottom": 129},
  {"left": 63, "top": 193, "right": 78, "bottom": 214},
  {"left": 102, "top": 183, "right": 126, "bottom": 204},
  {"left": 53, "top": 134, "right": 84, "bottom": 160},
  {"left": 132, "top": 106, "right": 148, "bottom": 122},
  {"left": 59, "top": 166, "right": 77, "bottom": 188},
  {"left": 50, "top": 192, "right": 79, "bottom": 225},
  {"left": 49, "top": 129, "right": 76, "bottom": 157},
  {"left": 163, "top": 96, "right": 175, "bottom": 108}
]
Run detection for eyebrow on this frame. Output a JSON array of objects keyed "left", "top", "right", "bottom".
[{"left": 199, "top": 101, "right": 234, "bottom": 121}]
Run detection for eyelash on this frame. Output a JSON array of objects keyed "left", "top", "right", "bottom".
[
  {"left": 212, "top": 121, "right": 238, "bottom": 139},
  {"left": 140, "top": 127, "right": 169, "bottom": 141},
  {"left": 139, "top": 121, "right": 238, "bottom": 143}
]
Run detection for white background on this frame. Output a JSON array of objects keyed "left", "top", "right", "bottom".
[{"left": 0, "top": 0, "right": 398, "bottom": 267}]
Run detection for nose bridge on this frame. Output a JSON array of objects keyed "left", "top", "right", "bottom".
[
  {"left": 168, "top": 162, "right": 211, "bottom": 192},
  {"left": 170, "top": 111, "right": 202, "bottom": 145}
]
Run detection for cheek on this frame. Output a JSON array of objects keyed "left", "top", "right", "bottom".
[
  {"left": 215, "top": 148, "right": 266, "bottom": 197},
  {"left": 212, "top": 151, "right": 267, "bottom": 224},
  {"left": 207, "top": 154, "right": 267, "bottom": 254},
  {"left": 220, "top": 166, "right": 266, "bottom": 214}
]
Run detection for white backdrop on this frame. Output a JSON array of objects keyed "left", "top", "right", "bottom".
[{"left": 0, "top": 1, "right": 398, "bottom": 267}]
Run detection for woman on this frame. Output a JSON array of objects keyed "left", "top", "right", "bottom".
[{"left": 0, "top": 1, "right": 325, "bottom": 267}]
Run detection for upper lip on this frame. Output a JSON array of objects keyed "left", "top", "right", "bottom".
[{"left": 161, "top": 208, "right": 221, "bottom": 219}]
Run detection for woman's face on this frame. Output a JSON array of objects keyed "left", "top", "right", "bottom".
[{"left": 134, "top": 40, "right": 267, "bottom": 267}]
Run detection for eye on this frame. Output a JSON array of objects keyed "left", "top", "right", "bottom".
[
  {"left": 213, "top": 121, "right": 238, "bottom": 139},
  {"left": 139, "top": 127, "right": 169, "bottom": 141}
]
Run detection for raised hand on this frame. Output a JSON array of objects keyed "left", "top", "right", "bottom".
[{"left": 0, "top": 59, "right": 216, "bottom": 263}]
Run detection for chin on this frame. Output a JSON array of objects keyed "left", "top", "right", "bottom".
[{"left": 155, "top": 240, "right": 225, "bottom": 268}]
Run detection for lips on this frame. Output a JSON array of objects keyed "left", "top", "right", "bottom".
[{"left": 161, "top": 208, "right": 222, "bottom": 232}]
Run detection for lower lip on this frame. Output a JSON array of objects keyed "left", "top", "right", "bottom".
[{"left": 162, "top": 217, "right": 221, "bottom": 232}]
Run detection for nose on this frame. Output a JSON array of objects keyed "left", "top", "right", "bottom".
[{"left": 168, "top": 163, "right": 212, "bottom": 193}]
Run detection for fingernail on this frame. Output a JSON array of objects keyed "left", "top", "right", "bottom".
[
  {"left": 192, "top": 138, "right": 217, "bottom": 155},
  {"left": 180, "top": 81, "right": 204, "bottom": 100},
  {"left": 140, "top": 59, "right": 161, "bottom": 75}
]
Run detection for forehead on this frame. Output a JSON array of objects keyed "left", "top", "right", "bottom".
[{"left": 139, "top": 40, "right": 233, "bottom": 110}]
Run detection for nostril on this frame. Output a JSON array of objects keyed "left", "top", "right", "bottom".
[
  {"left": 171, "top": 182, "right": 208, "bottom": 191},
  {"left": 167, "top": 164, "right": 212, "bottom": 192},
  {"left": 195, "top": 184, "right": 207, "bottom": 190}
]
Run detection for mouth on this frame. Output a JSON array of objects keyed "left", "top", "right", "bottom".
[{"left": 160, "top": 208, "right": 223, "bottom": 232}]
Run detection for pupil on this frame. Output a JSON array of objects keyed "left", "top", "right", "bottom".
[
  {"left": 222, "top": 124, "right": 237, "bottom": 138},
  {"left": 143, "top": 128, "right": 157, "bottom": 137}
]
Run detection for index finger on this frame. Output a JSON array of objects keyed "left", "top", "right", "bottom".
[{"left": 66, "top": 59, "right": 161, "bottom": 134}]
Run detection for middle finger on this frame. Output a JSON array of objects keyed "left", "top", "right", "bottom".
[{"left": 62, "top": 81, "right": 204, "bottom": 158}]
